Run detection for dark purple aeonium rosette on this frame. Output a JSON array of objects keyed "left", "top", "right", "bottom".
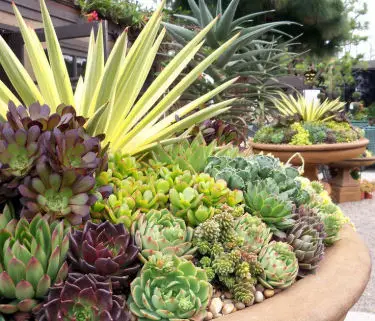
[
  {"left": 38, "top": 273, "right": 130, "bottom": 321},
  {"left": 19, "top": 161, "right": 95, "bottom": 225},
  {"left": 41, "top": 128, "right": 102, "bottom": 176},
  {"left": 7, "top": 101, "right": 86, "bottom": 133},
  {"left": 68, "top": 221, "right": 141, "bottom": 290}
]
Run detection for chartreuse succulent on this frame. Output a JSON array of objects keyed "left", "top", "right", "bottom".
[
  {"left": 193, "top": 208, "right": 262, "bottom": 304},
  {"left": 234, "top": 214, "right": 272, "bottom": 254},
  {"left": 0, "top": 209, "right": 69, "bottom": 313},
  {"left": 132, "top": 209, "right": 196, "bottom": 262},
  {"left": 39, "top": 273, "right": 130, "bottom": 321},
  {"left": 129, "top": 253, "right": 212, "bottom": 321},
  {"left": 68, "top": 221, "right": 141, "bottom": 289},
  {"left": 169, "top": 187, "right": 214, "bottom": 226},
  {"left": 0, "top": 0, "right": 240, "bottom": 155},
  {"left": 258, "top": 241, "right": 298, "bottom": 289}
]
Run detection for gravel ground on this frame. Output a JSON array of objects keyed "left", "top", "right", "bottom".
[{"left": 339, "top": 170, "right": 375, "bottom": 313}]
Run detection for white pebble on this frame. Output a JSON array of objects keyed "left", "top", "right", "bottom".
[
  {"left": 205, "top": 312, "right": 213, "bottom": 321},
  {"left": 209, "top": 297, "right": 223, "bottom": 315},
  {"left": 222, "top": 303, "right": 235, "bottom": 315},
  {"left": 255, "top": 291, "right": 264, "bottom": 303},
  {"left": 235, "top": 302, "right": 245, "bottom": 310}
]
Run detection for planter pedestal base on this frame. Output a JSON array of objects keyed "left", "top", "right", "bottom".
[
  {"left": 329, "top": 167, "right": 361, "bottom": 203},
  {"left": 304, "top": 165, "right": 319, "bottom": 181}
]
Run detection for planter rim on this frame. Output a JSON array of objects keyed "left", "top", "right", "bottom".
[
  {"left": 220, "top": 225, "right": 371, "bottom": 321},
  {"left": 331, "top": 156, "right": 375, "bottom": 168},
  {"left": 249, "top": 138, "right": 369, "bottom": 152}
]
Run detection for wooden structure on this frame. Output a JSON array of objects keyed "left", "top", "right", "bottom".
[{"left": 0, "top": 0, "right": 123, "bottom": 87}]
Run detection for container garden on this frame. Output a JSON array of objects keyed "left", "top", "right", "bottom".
[
  {"left": 220, "top": 225, "right": 371, "bottom": 321},
  {"left": 249, "top": 138, "right": 369, "bottom": 181}
]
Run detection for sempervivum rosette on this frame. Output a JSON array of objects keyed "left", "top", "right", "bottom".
[
  {"left": 0, "top": 210, "right": 69, "bottom": 314},
  {"left": 131, "top": 209, "right": 196, "bottom": 262},
  {"left": 129, "top": 253, "right": 212, "bottom": 321},
  {"left": 285, "top": 206, "right": 326, "bottom": 277},
  {"left": 258, "top": 241, "right": 298, "bottom": 289},
  {"left": 42, "top": 128, "right": 103, "bottom": 175},
  {"left": 68, "top": 221, "right": 141, "bottom": 289},
  {"left": 234, "top": 214, "right": 272, "bottom": 254},
  {"left": 19, "top": 162, "right": 95, "bottom": 225},
  {"left": 38, "top": 273, "right": 130, "bottom": 321}
]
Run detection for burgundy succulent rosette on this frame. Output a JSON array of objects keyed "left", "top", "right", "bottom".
[{"left": 68, "top": 221, "right": 141, "bottom": 290}]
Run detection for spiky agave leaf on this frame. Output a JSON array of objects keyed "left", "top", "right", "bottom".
[{"left": 0, "top": 0, "right": 240, "bottom": 155}]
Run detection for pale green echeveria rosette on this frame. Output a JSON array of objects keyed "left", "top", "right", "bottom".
[{"left": 129, "top": 253, "right": 212, "bottom": 321}]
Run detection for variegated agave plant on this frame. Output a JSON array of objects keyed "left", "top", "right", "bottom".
[{"left": 0, "top": 0, "right": 238, "bottom": 155}]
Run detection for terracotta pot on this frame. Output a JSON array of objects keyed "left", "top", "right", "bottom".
[
  {"left": 220, "top": 225, "right": 371, "bottom": 321},
  {"left": 365, "top": 192, "right": 373, "bottom": 199},
  {"left": 249, "top": 138, "right": 369, "bottom": 180}
]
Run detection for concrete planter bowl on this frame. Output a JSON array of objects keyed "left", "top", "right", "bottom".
[
  {"left": 220, "top": 225, "right": 371, "bottom": 321},
  {"left": 249, "top": 138, "right": 369, "bottom": 180}
]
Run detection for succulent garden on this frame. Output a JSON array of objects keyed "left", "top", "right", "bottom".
[
  {"left": 253, "top": 93, "right": 365, "bottom": 145},
  {"left": 0, "top": 0, "right": 362, "bottom": 320}
]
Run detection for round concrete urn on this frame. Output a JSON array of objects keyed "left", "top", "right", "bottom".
[
  {"left": 249, "top": 138, "right": 369, "bottom": 181},
  {"left": 220, "top": 225, "right": 371, "bottom": 321}
]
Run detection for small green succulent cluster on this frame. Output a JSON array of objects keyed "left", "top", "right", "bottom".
[
  {"left": 152, "top": 132, "right": 239, "bottom": 173},
  {"left": 295, "top": 177, "right": 351, "bottom": 245},
  {"left": 254, "top": 120, "right": 363, "bottom": 145},
  {"left": 92, "top": 153, "right": 244, "bottom": 227},
  {"left": 205, "top": 155, "right": 309, "bottom": 207},
  {"left": 193, "top": 208, "right": 269, "bottom": 304},
  {"left": 129, "top": 253, "right": 212, "bottom": 321}
]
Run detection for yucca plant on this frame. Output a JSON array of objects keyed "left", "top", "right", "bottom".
[
  {"left": 0, "top": 0, "right": 239, "bottom": 155},
  {"left": 273, "top": 92, "right": 345, "bottom": 122}
]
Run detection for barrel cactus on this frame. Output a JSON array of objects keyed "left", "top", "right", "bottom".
[
  {"left": 129, "top": 253, "right": 212, "bottom": 321},
  {"left": 131, "top": 209, "right": 196, "bottom": 262},
  {"left": 234, "top": 214, "right": 272, "bottom": 254},
  {"left": 258, "top": 241, "right": 298, "bottom": 289},
  {"left": 68, "top": 221, "right": 141, "bottom": 289},
  {"left": 0, "top": 210, "right": 69, "bottom": 313},
  {"left": 38, "top": 273, "right": 130, "bottom": 321}
]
